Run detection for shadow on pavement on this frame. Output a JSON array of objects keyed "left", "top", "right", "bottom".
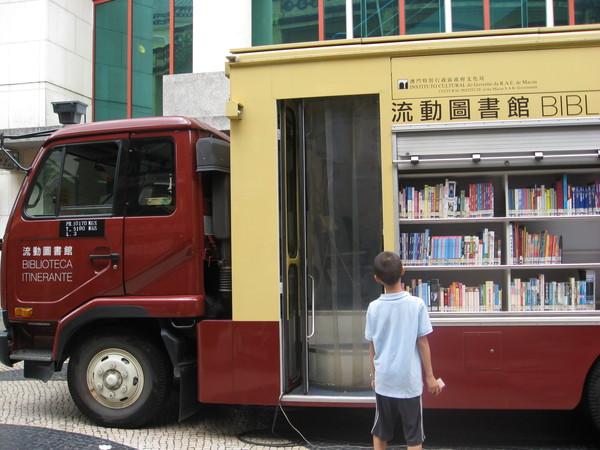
[{"left": 0, "top": 424, "right": 136, "bottom": 450}]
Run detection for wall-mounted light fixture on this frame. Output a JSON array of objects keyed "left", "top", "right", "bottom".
[
  {"left": 225, "top": 101, "right": 243, "bottom": 120},
  {"left": 51, "top": 101, "right": 88, "bottom": 125}
]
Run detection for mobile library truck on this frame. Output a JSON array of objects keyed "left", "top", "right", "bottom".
[{"left": 1, "top": 25, "right": 599, "bottom": 430}]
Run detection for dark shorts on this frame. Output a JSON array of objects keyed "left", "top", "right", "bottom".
[{"left": 371, "top": 393, "right": 424, "bottom": 446}]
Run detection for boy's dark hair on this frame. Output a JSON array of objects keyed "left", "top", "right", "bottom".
[{"left": 373, "top": 251, "right": 404, "bottom": 286}]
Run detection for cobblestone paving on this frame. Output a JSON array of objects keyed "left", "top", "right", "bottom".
[{"left": 0, "top": 362, "right": 306, "bottom": 450}]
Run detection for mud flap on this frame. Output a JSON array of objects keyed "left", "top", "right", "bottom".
[
  {"left": 24, "top": 360, "right": 54, "bottom": 382},
  {"left": 0, "top": 331, "right": 12, "bottom": 367},
  {"left": 178, "top": 362, "right": 201, "bottom": 421}
]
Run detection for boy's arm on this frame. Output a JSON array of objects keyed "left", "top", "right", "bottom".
[
  {"left": 369, "top": 340, "right": 376, "bottom": 390},
  {"left": 417, "top": 335, "right": 441, "bottom": 395}
]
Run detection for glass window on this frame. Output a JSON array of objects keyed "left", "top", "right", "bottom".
[
  {"left": 490, "top": 0, "right": 523, "bottom": 29},
  {"left": 553, "top": 0, "right": 569, "bottom": 26},
  {"left": 252, "top": 0, "right": 274, "bottom": 45},
  {"left": 526, "top": 0, "right": 546, "bottom": 27},
  {"left": 174, "top": 0, "right": 193, "bottom": 73},
  {"left": 576, "top": 0, "right": 600, "bottom": 24},
  {"left": 255, "top": 1, "right": 600, "bottom": 47},
  {"left": 273, "top": 0, "right": 319, "bottom": 44},
  {"left": 453, "top": 0, "right": 484, "bottom": 31},
  {"left": 353, "top": 0, "right": 399, "bottom": 38},
  {"left": 256, "top": 0, "right": 348, "bottom": 43},
  {"left": 25, "top": 143, "right": 119, "bottom": 218},
  {"left": 24, "top": 150, "right": 63, "bottom": 217},
  {"left": 94, "top": 0, "right": 128, "bottom": 121},
  {"left": 490, "top": 0, "right": 547, "bottom": 28},
  {"left": 284, "top": 107, "right": 299, "bottom": 258},
  {"left": 94, "top": 0, "right": 192, "bottom": 120},
  {"left": 132, "top": 0, "right": 168, "bottom": 118},
  {"left": 126, "top": 139, "right": 175, "bottom": 217},
  {"left": 406, "top": 0, "right": 443, "bottom": 34},
  {"left": 325, "top": 0, "right": 347, "bottom": 39}
]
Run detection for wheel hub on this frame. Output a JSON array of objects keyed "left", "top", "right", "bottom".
[
  {"left": 86, "top": 349, "right": 144, "bottom": 408},
  {"left": 103, "top": 370, "right": 122, "bottom": 389}
]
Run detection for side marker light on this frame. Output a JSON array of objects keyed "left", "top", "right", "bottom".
[{"left": 15, "top": 307, "right": 33, "bottom": 318}]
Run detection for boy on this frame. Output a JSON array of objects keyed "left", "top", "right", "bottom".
[{"left": 365, "top": 251, "right": 442, "bottom": 450}]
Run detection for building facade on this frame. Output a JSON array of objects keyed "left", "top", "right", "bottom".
[
  {"left": 0, "top": 0, "right": 93, "bottom": 234},
  {"left": 1, "top": 0, "right": 599, "bottom": 234}
]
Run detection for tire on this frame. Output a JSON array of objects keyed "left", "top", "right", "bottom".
[
  {"left": 67, "top": 330, "right": 172, "bottom": 428},
  {"left": 585, "top": 360, "right": 600, "bottom": 432}
]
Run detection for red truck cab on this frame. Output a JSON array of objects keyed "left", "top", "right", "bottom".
[{"left": 0, "top": 117, "right": 231, "bottom": 428}]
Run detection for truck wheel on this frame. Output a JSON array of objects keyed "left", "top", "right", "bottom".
[
  {"left": 67, "top": 331, "right": 172, "bottom": 428},
  {"left": 585, "top": 360, "right": 600, "bottom": 432}
]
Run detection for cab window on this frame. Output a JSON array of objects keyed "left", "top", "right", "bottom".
[
  {"left": 126, "top": 138, "right": 175, "bottom": 217},
  {"left": 24, "top": 142, "right": 119, "bottom": 218}
]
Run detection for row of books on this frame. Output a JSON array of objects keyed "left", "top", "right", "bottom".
[
  {"left": 398, "top": 176, "right": 600, "bottom": 220},
  {"left": 507, "top": 223, "right": 562, "bottom": 265},
  {"left": 508, "top": 176, "right": 600, "bottom": 216},
  {"left": 402, "top": 225, "right": 561, "bottom": 266},
  {"left": 509, "top": 272, "right": 596, "bottom": 311},
  {"left": 399, "top": 180, "right": 494, "bottom": 219},
  {"left": 401, "top": 229, "right": 501, "bottom": 266},
  {"left": 403, "top": 271, "right": 596, "bottom": 313},
  {"left": 404, "top": 278, "right": 502, "bottom": 312}
]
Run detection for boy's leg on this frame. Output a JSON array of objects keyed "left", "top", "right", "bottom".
[
  {"left": 372, "top": 393, "right": 398, "bottom": 448},
  {"left": 399, "top": 396, "right": 425, "bottom": 449},
  {"left": 407, "top": 445, "right": 423, "bottom": 450},
  {"left": 373, "top": 434, "right": 387, "bottom": 450}
]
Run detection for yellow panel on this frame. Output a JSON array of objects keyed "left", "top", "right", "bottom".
[
  {"left": 389, "top": 47, "right": 600, "bottom": 124},
  {"left": 227, "top": 27, "right": 600, "bottom": 321},
  {"left": 229, "top": 67, "right": 279, "bottom": 321}
]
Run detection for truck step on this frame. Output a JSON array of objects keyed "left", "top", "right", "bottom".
[{"left": 10, "top": 349, "right": 52, "bottom": 362}]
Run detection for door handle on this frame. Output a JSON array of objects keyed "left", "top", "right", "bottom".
[
  {"left": 89, "top": 253, "right": 120, "bottom": 262},
  {"left": 307, "top": 275, "right": 315, "bottom": 339}
]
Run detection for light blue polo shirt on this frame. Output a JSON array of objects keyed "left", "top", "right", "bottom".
[{"left": 365, "top": 291, "right": 433, "bottom": 398}]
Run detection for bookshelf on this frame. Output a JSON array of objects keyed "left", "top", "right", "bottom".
[{"left": 397, "top": 168, "right": 600, "bottom": 313}]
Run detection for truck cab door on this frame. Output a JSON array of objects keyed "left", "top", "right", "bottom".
[
  {"left": 121, "top": 135, "right": 197, "bottom": 296},
  {"left": 7, "top": 139, "right": 126, "bottom": 322}
]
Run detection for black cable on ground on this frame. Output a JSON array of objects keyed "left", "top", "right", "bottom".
[
  {"left": 236, "top": 393, "right": 304, "bottom": 448},
  {"left": 236, "top": 394, "right": 376, "bottom": 449}
]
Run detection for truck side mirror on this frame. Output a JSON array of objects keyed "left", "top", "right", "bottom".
[{"left": 196, "top": 137, "right": 230, "bottom": 173}]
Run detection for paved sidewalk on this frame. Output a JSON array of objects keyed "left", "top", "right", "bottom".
[{"left": 0, "top": 362, "right": 305, "bottom": 450}]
